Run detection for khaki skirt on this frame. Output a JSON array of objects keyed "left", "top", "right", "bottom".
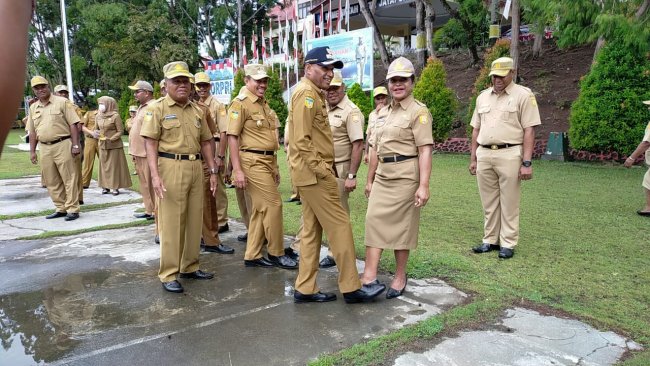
[
  {"left": 365, "top": 157, "right": 421, "bottom": 250},
  {"left": 98, "top": 147, "right": 132, "bottom": 189}
]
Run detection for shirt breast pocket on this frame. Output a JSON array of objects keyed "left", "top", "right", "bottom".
[
  {"left": 389, "top": 117, "right": 411, "bottom": 139},
  {"left": 49, "top": 109, "right": 65, "bottom": 125},
  {"left": 329, "top": 118, "right": 343, "bottom": 128},
  {"left": 162, "top": 119, "right": 181, "bottom": 139},
  {"left": 477, "top": 105, "right": 491, "bottom": 125},
  {"left": 498, "top": 105, "right": 518, "bottom": 125}
]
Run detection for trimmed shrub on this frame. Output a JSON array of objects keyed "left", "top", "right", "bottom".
[
  {"left": 266, "top": 67, "right": 288, "bottom": 135},
  {"left": 231, "top": 68, "right": 245, "bottom": 101},
  {"left": 433, "top": 19, "right": 466, "bottom": 50},
  {"left": 413, "top": 57, "right": 458, "bottom": 142},
  {"left": 118, "top": 89, "right": 136, "bottom": 122},
  {"left": 569, "top": 41, "right": 650, "bottom": 154},
  {"left": 346, "top": 83, "right": 373, "bottom": 123}
]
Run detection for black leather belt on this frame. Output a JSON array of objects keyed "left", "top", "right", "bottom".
[
  {"left": 158, "top": 152, "right": 202, "bottom": 161},
  {"left": 480, "top": 143, "right": 521, "bottom": 150},
  {"left": 41, "top": 136, "right": 70, "bottom": 145},
  {"left": 379, "top": 155, "right": 417, "bottom": 163},
  {"left": 214, "top": 137, "right": 220, "bottom": 142},
  {"left": 241, "top": 149, "right": 275, "bottom": 156}
]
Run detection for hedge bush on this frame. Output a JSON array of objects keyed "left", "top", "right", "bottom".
[
  {"left": 266, "top": 67, "right": 288, "bottom": 135},
  {"left": 568, "top": 41, "right": 650, "bottom": 154},
  {"left": 346, "top": 83, "right": 373, "bottom": 124},
  {"left": 413, "top": 57, "right": 457, "bottom": 142}
]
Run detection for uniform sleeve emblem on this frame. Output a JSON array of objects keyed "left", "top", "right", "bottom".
[
  {"left": 304, "top": 97, "right": 314, "bottom": 109},
  {"left": 230, "top": 111, "right": 239, "bottom": 121},
  {"left": 194, "top": 118, "right": 202, "bottom": 128},
  {"left": 352, "top": 114, "right": 360, "bottom": 123},
  {"left": 419, "top": 114, "right": 429, "bottom": 125},
  {"left": 529, "top": 95, "right": 538, "bottom": 107},
  {"left": 144, "top": 111, "right": 153, "bottom": 122}
]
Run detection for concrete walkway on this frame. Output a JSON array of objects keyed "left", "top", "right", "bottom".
[{"left": 0, "top": 176, "right": 641, "bottom": 365}]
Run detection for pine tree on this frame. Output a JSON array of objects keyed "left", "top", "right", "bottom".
[
  {"left": 266, "top": 68, "right": 288, "bottom": 134},
  {"left": 413, "top": 57, "right": 457, "bottom": 141}
]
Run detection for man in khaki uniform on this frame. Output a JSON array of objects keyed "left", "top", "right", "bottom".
[
  {"left": 283, "top": 113, "right": 301, "bottom": 204},
  {"left": 27, "top": 76, "right": 82, "bottom": 221},
  {"left": 195, "top": 72, "right": 230, "bottom": 233},
  {"left": 623, "top": 99, "right": 650, "bottom": 216},
  {"left": 140, "top": 61, "right": 218, "bottom": 293},
  {"left": 125, "top": 106, "right": 137, "bottom": 132},
  {"left": 469, "top": 57, "right": 541, "bottom": 259},
  {"left": 288, "top": 47, "right": 384, "bottom": 303},
  {"left": 81, "top": 108, "right": 99, "bottom": 188},
  {"left": 54, "top": 85, "right": 85, "bottom": 205},
  {"left": 227, "top": 64, "right": 297, "bottom": 270},
  {"left": 364, "top": 86, "right": 389, "bottom": 163},
  {"left": 127, "top": 80, "right": 156, "bottom": 220}
]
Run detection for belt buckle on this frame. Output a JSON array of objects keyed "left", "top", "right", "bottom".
[
  {"left": 490, "top": 144, "right": 498, "bottom": 150},
  {"left": 379, "top": 156, "right": 385, "bottom": 163},
  {"left": 189, "top": 154, "right": 196, "bottom": 161}
]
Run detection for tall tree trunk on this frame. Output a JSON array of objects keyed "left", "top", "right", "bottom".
[
  {"left": 237, "top": 0, "right": 243, "bottom": 67},
  {"left": 440, "top": 0, "right": 480, "bottom": 65},
  {"left": 591, "top": 0, "right": 647, "bottom": 64},
  {"left": 357, "top": 0, "right": 390, "bottom": 69},
  {"left": 415, "top": 0, "right": 426, "bottom": 69},
  {"left": 425, "top": 0, "right": 436, "bottom": 59},
  {"left": 509, "top": 0, "right": 520, "bottom": 81},
  {"left": 532, "top": 23, "right": 543, "bottom": 59}
]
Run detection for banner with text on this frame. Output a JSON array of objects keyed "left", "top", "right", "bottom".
[{"left": 203, "top": 58, "right": 235, "bottom": 105}]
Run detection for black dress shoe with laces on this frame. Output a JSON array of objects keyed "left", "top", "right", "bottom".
[
  {"left": 244, "top": 257, "right": 275, "bottom": 267},
  {"left": 268, "top": 254, "right": 298, "bottom": 269},
  {"left": 284, "top": 247, "right": 299, "bottom": 261},
  {"left": 498, "top": 248, "right": 514, "bottom": 259},
  {"left": 46, "top": 211, "right": 67, "bottom": 219},
  {"left": 319, "top": 255, "right": 336, "bottom": 268},
  {"left": 203, "top": 244, "right": 235, "bottom": 254},
  {"left": 294, "top": 290, "right": 337, "bottom": 303},
  {"left": 343, "top": 281, "right": 386, "bottom": 303},
  {"left": 472, "top": 243, "right": 500, "bottom": 254},
  {"left": 162, "top": 280, "right": 184, "bottom": 293},
  {"left": 237, "top": 232, "right": 248, "bottom": 242},
  {"left": 179, "top": 270, "right": 214, "bottom": 280},
  {"left": 218, "top": 223, "right": 229, "bottom": 233},
  {"left": 64, "top": 213, "right": 80, "bottom": 221},
  {"left": 134, "top": 213, "right": 154, "bottom": 220}
]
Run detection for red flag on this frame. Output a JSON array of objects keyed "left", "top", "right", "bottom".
[
  {"left": 327, "top": 0, "right": 332, "bottom": 35},
  {"left": 337, "top": 0, "right": 342, "bottom": 33},
  {"left": 319, "top": 4, "right": 324, "bottom": 37},
  {"left": 242, "top": 36, "right": 248, "bottom": 65}
]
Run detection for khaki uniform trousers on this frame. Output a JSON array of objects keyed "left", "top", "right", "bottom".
[
  {"left": 295, "top": 174, "right": 361, "bottom": 294},
  {"left": 157, "top": 158, "right": 204, "bottom": 282},
  {"left": 235, "top": 187, "right": 252, "bottom": 229},
  {"left": 75, "top": 154, "right": 83, "bottom": 203},
  {"left": 240, "top": 152, "right": 284, "bottom": 260},
  {"left": 82, "top": 137, "right": 99, "bottom": 188},
  {"left": 476, "top": 146, "right": 522, "bottom": 249},
  {"left": 215, "top": 141, "right": 229, "bottom": 227},
  {"left": 201, "top": 160, "right": 222, "bottom": 246},
  {"left": 134, "top": 156, "right": 156, "bottom": 215},
  {"left": 286, "top": 149, "right": 300, "bottom": 200},
  {"left": 290, "top": 161, "right": 351, "bottom": 255},
  {"left": 40, "top": 139, "right": 80, "bottom": 214}
]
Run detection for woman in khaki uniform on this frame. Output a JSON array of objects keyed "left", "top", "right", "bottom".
[
  {"left": 96, "top": 96, "right": 131, "bottom": 195},
  {"left": 362, "top": 57, "right": 433, "bottom": 299}
]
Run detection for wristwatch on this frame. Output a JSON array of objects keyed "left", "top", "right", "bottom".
[
  {"left": 522, "top": 160, "right": 532, "bottom": 167},
  {"left": 347, "top": 173, "right": 356, "bottom": 179},
  {"left": 72, "top": 145, "right": 79, "bottom": 149},
  {"left": 209, "top": 168, "right": 217, "bottom": 175},
  {"left": 217, "top": 155, "right": 225, "bottom": 160}
]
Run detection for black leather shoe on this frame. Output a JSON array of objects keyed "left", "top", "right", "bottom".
[
  {"left": 101, "top": 188, "right": 110, "bottom": 194},
  {"left": 237, "top": 233, "right": 248, "bottom": 242},
  {"left": 498, "top": 248, "right": 514, "bottom": 259},
  {"left": 244, "top": 257, "right": 275, "bottom": 267},
  {"left": 472, "top": 243, "right": 500, "bottom": 254},
  {"left": 134, "top": 213, "right": 154, "bottom": 220},
  {"left": 154, "top": 235, "right": 160, "bottom": 244},
  {"left": 179, "top": 270, "right": 214, "bottom": 280},
  {"left": 45, "top": 211, "right": 67, "bottom": 219},
  {"left": 162, "top": 280, "right": 184, "bottom": 293},
  {"left": 286, "top": 197, "right": 300, "bottom": 202},
  {"left": 79, "top": 200, "right": 84, "bottom": 205},
  {"left": 386, "top": 276, "right": 408, "bottom": 299},
  {"left": 343, "top": 282, "right": 386, "bottom": 303},
  {"left": 319, "top": 255, "right": 336, "bottom": 268},
  {"left": 203, "top": 244, "right": 235, "bottom": 254},
  {"left": 64, "top": 213, "right": 80, "bottom": 221},
  {"left": 218, "top": 224, "right": 229, "bottom": 233},
  {"left": 284, "top": 247, "right": 299, "bottom": 261},
  {"left": 268, "top": 254, "right": 298, "bottom": 270},
  {"left": 294, "top": 290, "right": 337, "bottom": 303}
]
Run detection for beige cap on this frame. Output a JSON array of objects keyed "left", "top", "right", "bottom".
[
  {"left": 489, "top": 57, "right": 514, "bottom": 77},
  {"left": 643, "top": 100, "right": 650, "bottom": 105},
  {"left": 373, "top": 86, "right": 388, "bottom": 96},
  {"left": 189, "top": 76, "right": 195, "bottom": 84},
  {"left": 163, "top": 61, "right": 193, "bottom": 79},
  {"left": 128, "top": 105, "right": 138, "bottom": 112},
  {"left": 30, "top": 76, "right": 49, "bottom": 87},
  {"left": 54, "top": 85, "right": 69, "bottom": 93},
  {"left": 159, "top": 79, "right": 165, "bottom": 88},
  {"left": 329, "top": 71, "right": 344, "bottom": 87},
  {"left": 386, "top": 57, "right": 415, "bottom": 79},
  {"left": 128, "top": 80, "right": 153, "bottom": 92},
  {"left": 244, "top": 64, "right": 269, "bottom": 80},
  {"left": 194, "top": 72, "right": 211, "bottom": 84}
]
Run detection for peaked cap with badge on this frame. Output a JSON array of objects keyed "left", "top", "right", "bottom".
[
  {"left": 128, "top": 80, "right": 154, "bottom": 92},
  {"left": 163, "top": 61, "right": 193, "bottom": 79},
  {"left": 244, "top": 64, "right": 270, "bottom": 80},
  {"left": 30, "top": 76, "right": 49, "bottom": 87},
  {"left": 386, "top": 57, "right": 414, "bottom": 79},
  {"left": 489, "top": 57, "right": 514, "bottom": 77},
  {"left": 304, "top": 46, "right": 344, "bottom": 69}
]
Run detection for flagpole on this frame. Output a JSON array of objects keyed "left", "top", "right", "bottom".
[{"left": 60, "top": 0, "right": 74, "bottom": 101}]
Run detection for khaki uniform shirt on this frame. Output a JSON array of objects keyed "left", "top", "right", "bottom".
[
  {"left": 366, "top": 109, "right": 380, "bottom": 144},
  {"left": 371, "top": 94, "right": 433, "bottom": 156},
  {"left": 643, "top": 122, "right": 650, "bottom": 166},
  {"left": 196, "top": 100, "right": 218, "bottom": 136},
  {"left": 97, "top": 113, "right": 125, "bottom": 150},
  {"left": 226, "top": 87, "right": 279, "bottom": 151},
  {"left": 128, "top": 100, "right": 152, "bottom": 157},
  {"left": 83, "top": 110, "right": 99, "bottom": 136},
  {"left": 288, "top": 77, "right": 333, "bottom": 186},
  {"left": 140, "top": 95, "right": 212, "bottom": 154},
  {"left": 125, "top": 118, "right": 134, "bottom": 133},
  {"left": 202, "top": 95, "right": 228, "bottom": 136},
  {"left": 27, "top": 95, "right": 80, "bottom": 143},
  {"left": 470, "top": 82, "right": 541, "bottom": 145},
  {"left": 328, "top": 95, "right": 364, "bottom": 163}
]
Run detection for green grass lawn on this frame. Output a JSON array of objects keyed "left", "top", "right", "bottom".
[{"left": 2, "top": 128, "right": 649, "bottom": 364}]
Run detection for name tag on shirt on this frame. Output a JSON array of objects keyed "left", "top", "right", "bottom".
[{"left": 164, "top": 114, "right": 177, "bottom": 120}]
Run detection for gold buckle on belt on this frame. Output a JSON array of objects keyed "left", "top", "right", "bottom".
[
  {"left": 188, "top": 154, "right": 196, "bottom": 161},
  {"left": 490, "top": 145, "right": 498, "bottom": 150}
]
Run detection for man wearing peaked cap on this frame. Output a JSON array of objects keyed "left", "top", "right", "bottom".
[
  {"left": 364, "top": 86, "right": 389, "bottom": 164},
  {"left": 140, "top": 61, "right": 219, "bottom": 293},
  {"left": 54, "top": 84, "right": 85, "bottom": 206},
  {"left": 623, "top": 99, "right": 650, "bottom": 216},
  {"left": 469, "top": 56, "right": 541, "bottom": 259},
  {"left": 195, "top": 71, "right": 232, "bottom": 240},
  {"left": 287, "top": 46, "right": 385, "bottom": 303},
  {"left": 125, "top": 105, "right": 137, "bottom": 132},
  {"left": 27, "top": 76, "right": 82, "bottom": 221},
  {"left": 226, "top": 63, "right": 297, "bottom": 270}
]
